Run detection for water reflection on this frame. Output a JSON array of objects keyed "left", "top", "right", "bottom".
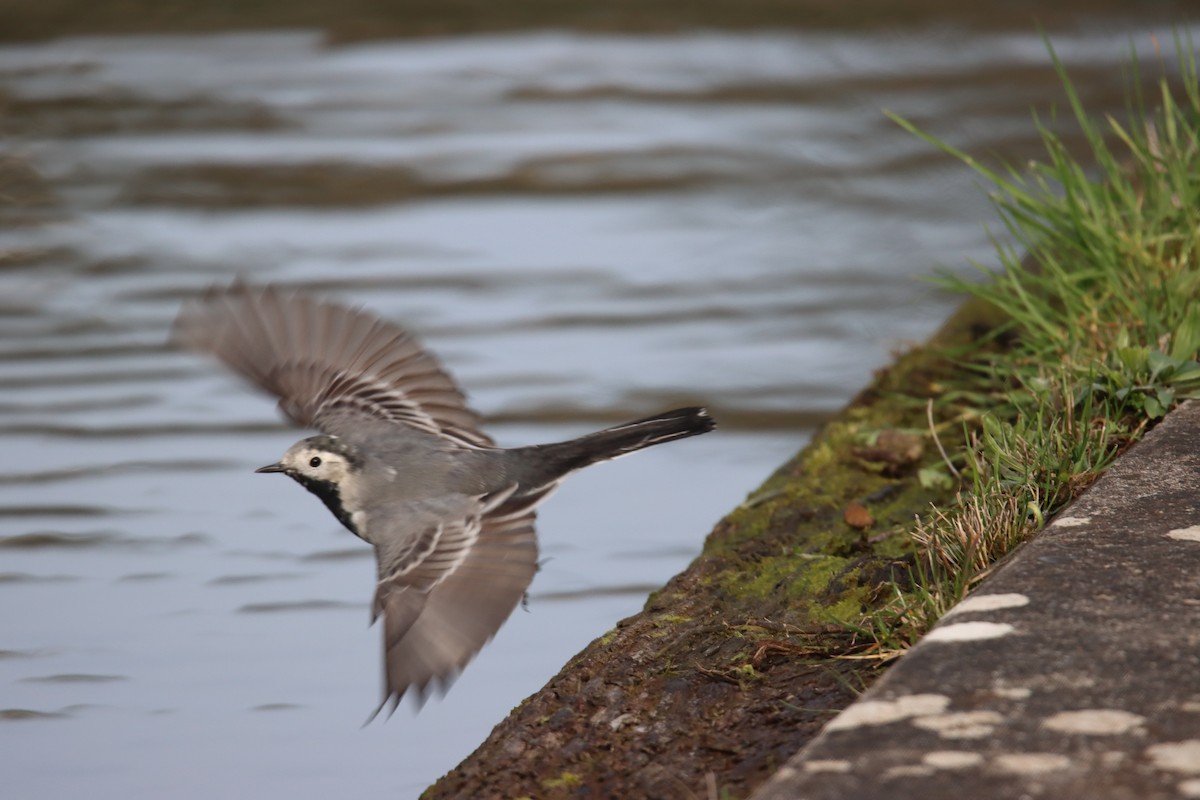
[{"left": 1, "top": 22, "right": 1191, "bottom": 799}]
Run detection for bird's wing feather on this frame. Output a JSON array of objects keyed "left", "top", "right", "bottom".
[
  {"left": 172, "top": 281, "right": 493, "bottom": 448},
  {"left": 368, "top": 486, "right": 538, "bottom": 717}
]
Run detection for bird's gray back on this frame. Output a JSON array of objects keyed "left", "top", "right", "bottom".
[{"left": 340, "top": 422, "right": 478, "bottom": 521}]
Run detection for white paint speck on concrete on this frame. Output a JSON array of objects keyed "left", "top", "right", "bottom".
[
  {"left": 913, "top": 711, "right": 1005, "bottom": 740},
  {"left": 771, "top": 766, "right": 797, "bottom": 781},
  {"left": 803, "top": 760, "right": 852, "bottom": 774},
  {"left": 993, "top": 753, "right": 1072, "bottom": 775},
  {"left": 924, "top": 621, "right": 1015, "bottom": 643},
  {"left": 1146, "top": 741, "right": 1200, "bottom": 774},
  {"left": 945, "top": 593, "right": 1030, "bottom": 618},
  {"left": 923, "top": 751, "right": 985, "bottom": 770},
  {"left": 825, "top": 694, "right": 950, "bottom": 732},
  {"left": 882, "top": 765, "right": 934, "bottom": 780},
  {"left": 993, "top": 686, "right": 1032, "bottom": 700},
  {"left": 1167, "top": 525, "right": 1200, "bottom": 542},
  {"left": 1042, "top": 709, "right": 1145, "bottom": 735},
  {"left": 1052, "top": 516, "right": 1090, "bottom": 528}
]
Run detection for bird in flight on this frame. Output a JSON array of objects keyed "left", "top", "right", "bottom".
[{"left": 173, "top": 282, "right": 715, "bottom": 718}]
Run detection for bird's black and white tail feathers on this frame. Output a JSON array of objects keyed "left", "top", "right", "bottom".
[{"left": 521, "top": 407, "right": 715, "bottom": 479}]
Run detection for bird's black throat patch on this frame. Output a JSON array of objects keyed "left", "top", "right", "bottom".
[{"left": 289, "top": 473, "right": 362, "bottom": 539}]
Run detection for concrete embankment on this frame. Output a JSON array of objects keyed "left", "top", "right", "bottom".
[{"left": 753, "top": 400, "right": 1200, "bottom": 800}]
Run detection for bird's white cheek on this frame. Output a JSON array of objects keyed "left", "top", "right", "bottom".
[{"left": 351, "top": 510, "right": 368, "bottom": 532}]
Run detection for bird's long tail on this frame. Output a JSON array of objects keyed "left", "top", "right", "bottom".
[{"left": 521, "top": 407, "right": 715, "bottom": 478}]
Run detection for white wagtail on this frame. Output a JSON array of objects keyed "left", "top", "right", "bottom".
[{"left": 172, "top": 282, "right": 715, "bottom": 717}]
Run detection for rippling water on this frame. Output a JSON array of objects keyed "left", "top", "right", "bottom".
[{"left": 1, "top": 23, "right": 1190, "bottom": 798}]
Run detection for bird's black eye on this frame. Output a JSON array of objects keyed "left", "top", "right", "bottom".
[{"left": 309, "top": 456, "right": 322, "bottom": 468}]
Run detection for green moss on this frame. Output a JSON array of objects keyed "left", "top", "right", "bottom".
[
  {"left": 541, "top": 772, "right": 583, "bottom": 790},
  {"left": 720, "top": 553, "right": 845, "bottom": 601},
  {"left": 824, "top": 594, "right": 864, "bottom": 622},
  {"left": 731, "top": 663, "right": 761, "bottom": 680}
]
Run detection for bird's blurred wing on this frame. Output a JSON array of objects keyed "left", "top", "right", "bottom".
[
  {"left": 368, "top": 486, "right": 538, "bottom": 718},
  {"left": 172, "top": 281, "right": 493, "bottom": 448}
]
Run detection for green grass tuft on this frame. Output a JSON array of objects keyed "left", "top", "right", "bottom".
[{"left": 862, "top": 33, "right": 1200, "bottom": 653}]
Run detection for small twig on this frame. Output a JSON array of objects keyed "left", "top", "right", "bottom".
[
  {"left": 833, "top": 650, "right": 906, "bottom": 663},
  {"left": 738, "top": 487, "right": 786, "bottom": 509},
  {"left": 927, "top": 398, "right": 962, "bottom": 479},
  {"left": 694, "top": 664, "right": 741, "bottom": 685},
  {"left": 736, "top": 618, "right": 843, "bottom": 637},
  {"left": 750, "top": 639, "right": 825, "bottom": 666}
]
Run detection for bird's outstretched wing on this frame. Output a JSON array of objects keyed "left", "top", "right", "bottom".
[
  {"left": 369, "top": 486, "right": 539, "bottom": 718},
  {"left": 172, "top": 281, "right": 492, "bottom": 448}
]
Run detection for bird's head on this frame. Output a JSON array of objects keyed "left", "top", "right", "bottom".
[
  {"left": 256, "top": 435, "right": 367, "bottom": 536},
  {"left": 256, "top": 435, "right": 363, "bottom": 487}
]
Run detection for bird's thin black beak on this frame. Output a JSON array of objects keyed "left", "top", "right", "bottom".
[{"left": 255, "top": 463, "right": 286, "bottom": 474}]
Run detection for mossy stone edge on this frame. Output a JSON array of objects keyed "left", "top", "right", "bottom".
[{"left": 423, "top": 297, "right": 1006, "bottom": 800}]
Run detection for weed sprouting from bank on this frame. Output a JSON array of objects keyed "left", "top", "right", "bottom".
[{"left": 861, "top": 35, "right": 1200, "bottom": 655}]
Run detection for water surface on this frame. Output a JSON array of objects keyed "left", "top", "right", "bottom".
[{"left": 0, "top": 23, "right": 1190, "bottom": 798}]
